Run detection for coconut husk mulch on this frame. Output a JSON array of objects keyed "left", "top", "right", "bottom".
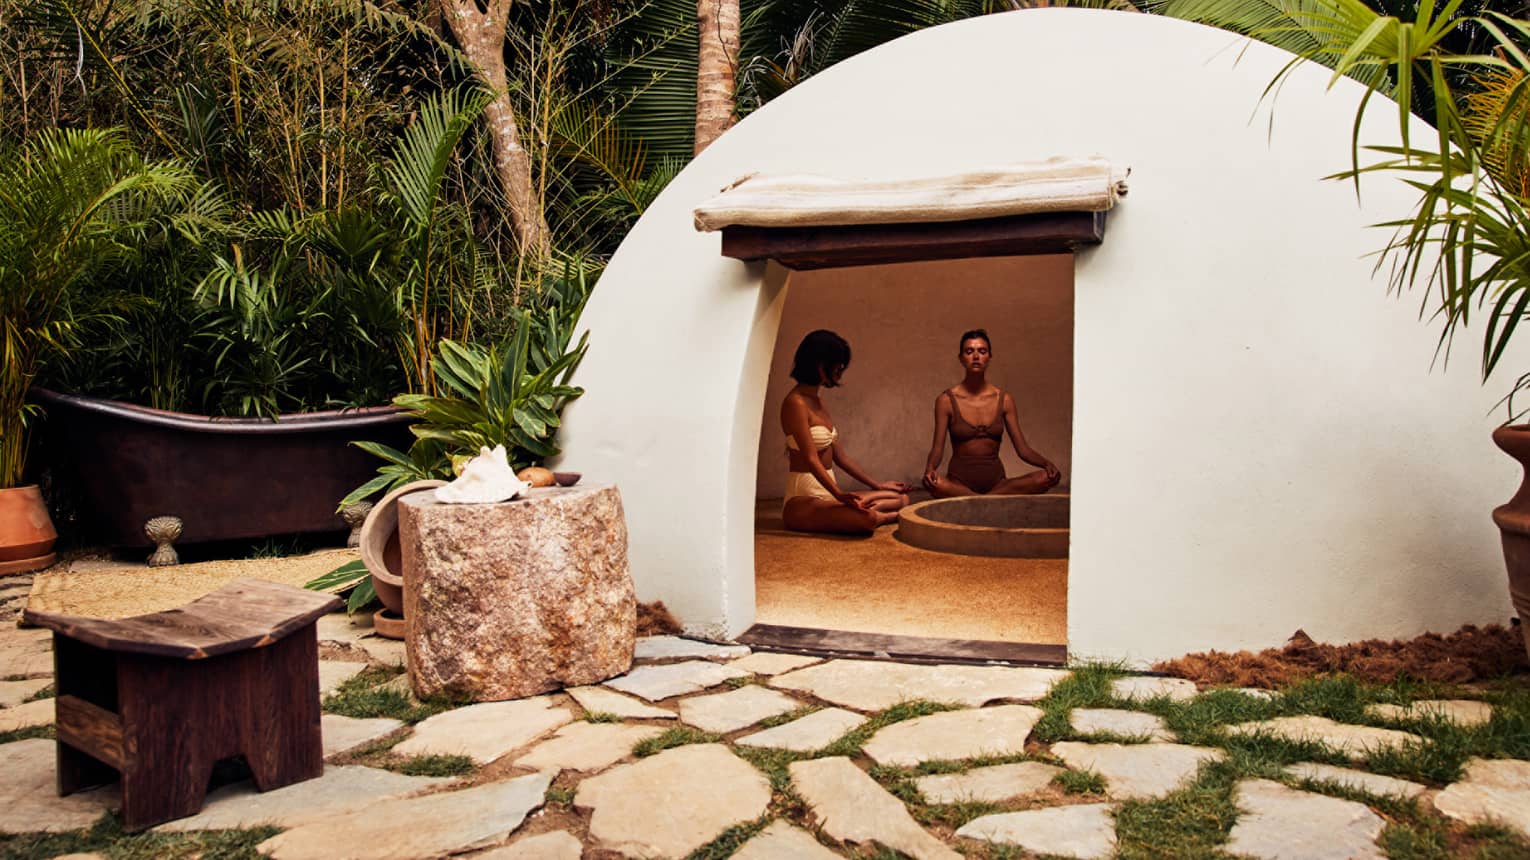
[
  {"left": 1154, "top": 624, "right": 1529, "bottom": 687},
  {"left": 637, "top": 601, "right": 682, "bottom": 636}
]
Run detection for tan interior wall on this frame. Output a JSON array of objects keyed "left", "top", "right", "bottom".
[{"left": 756, "top": 255, "right": 1074, "bottom": 499}]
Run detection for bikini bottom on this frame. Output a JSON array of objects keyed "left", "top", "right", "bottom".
[
  {"left": 784, "top": 468, "right": 837, "bottom": 510},
  {"left": 948, "top": 454, "right": 1005, "bottom": 494}
]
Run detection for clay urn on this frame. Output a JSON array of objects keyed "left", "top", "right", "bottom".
[
  {"left": 0, "top": 485, "right": 57, "bottom": 575},
  {"left": 359, "top": 480, "right": 445, "bottom": 619},
  {"left": 1490, "top": 425, "right": 1530, "bottom": 659}
]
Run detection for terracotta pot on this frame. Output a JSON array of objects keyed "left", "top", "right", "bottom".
[
  {"left": 0, "top": 485, "right": 58, "bottom": 575},
  {"left": 372, "top": 608, "right": 406, "bottom": 640},
  {"left": 359, "top": 480, "right": 445, "bottom": 615},
  {"left": 1490, "top": 425, "right": 1530, "bottom": 660}
]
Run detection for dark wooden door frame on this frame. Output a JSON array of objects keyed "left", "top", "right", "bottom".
[{"left": 722, "top": 210, "right": 1105, "bottom": 270}]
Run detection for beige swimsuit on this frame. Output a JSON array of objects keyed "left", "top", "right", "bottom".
[{"left": 784, "top": 425, "right": 839, "bottom": 507}]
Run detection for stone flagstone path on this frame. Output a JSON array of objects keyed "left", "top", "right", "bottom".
[
  {"left": 3, "top": 622, "right": 1527, "bottom": 859},
  {"left": 565, "top": 685, "right": 675, "bottom": 719},
  {"left": 156, "top": 765, "right": 454, "bottom": 832},
  {"left": 603, "top": 659, "right": 749, "bottom": 701},
  {"left": 915, "top": 761, "right": 1063, "bottom": 804},
  {"left": 320, "top": 714, "right": 404, "bottom": 758},
  {"left": 511, "top": 721, "right": 663, "bottom": 774},
  {"left": 1433, "top": 758, "right": 1530, "bottom": 839},
  {"left": 956, "top": 802, "right": 1118, "bottom": 859},
  {"left": 1225, "top": 715, "right": 1424, "bottom": 759},
  {"left": 633, "top": 635, "right": 750, "bottom": 660},
  {"left": 1285, "top": 762, "right": 1427, "bottom": 799},
  {"left": 677, "top": 684, "right": 802, "bottom": 733},
  {"left": 1050, "top": 741, "right": 1224, "bottom": 799},
  {"left": 1070, "top": 707, "right": 1175, "bottom": 741},
  {"left": 258, "top": 773, "right": 551, "bottom": 860},
  {"left": 0, "top": 739, "right": 116, "bottom": 833},
  {"left": 861, "top": 704, "right": 1042, "bottom": 766},
  {"left": 736, "top": 707, "right": 865, "bottom": 752},
  {"left": 789, "top": 756, "right": 960, "bottom": 860},
  {"left": 472, "top": 830, "right": 584, "bottom": 859},
  {"left": 770, "top": 659, "right": 1068, "bottom": 710},
  {"left": 575, "top": 744, "right": 770, "bottom": 858},
  {"left": 391, "top": 697, "right": 572, "bottom": 763},
  {"left": 1366, "top": 699, "right": 1495, "bottom": 727},
  {"left": 732, "top": 820, "right": 842, "bottom": 859},
  {"left": 1225, "top": 778, "right": 1386, "bottom": 860}
]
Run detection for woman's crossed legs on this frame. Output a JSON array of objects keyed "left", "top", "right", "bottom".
[{"left": 783, "top": 489, "right": 908, "bottom": 534}]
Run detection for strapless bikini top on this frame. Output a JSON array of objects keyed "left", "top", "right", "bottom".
[{"left": 785, "top": 424, "right": 838, "bottom": 451}]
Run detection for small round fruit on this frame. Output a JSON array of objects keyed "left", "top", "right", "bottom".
[{"left": 517, "top": 466, "right": 556, "bottom": 488}]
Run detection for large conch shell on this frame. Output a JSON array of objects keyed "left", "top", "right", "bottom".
[{"left": 434, "top": 444, "right": 530, "bottom": 504}]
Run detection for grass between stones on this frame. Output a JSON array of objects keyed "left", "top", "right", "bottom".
[
  {"left": 0, "top": 815, "right": 278, "bottom": 860},
  {"left": 683, "top": 814, "right": 771, "bottom": 860},
  {"left": 583, "top": 711, "right": 625, "bottom": 723},
  {"left": 390, "top": 753, "right": 477, "bottom": 777},
  {"left": 632, "top": 726, "right": 723, "bottom": 757},
  {"left": 0, "top": 725, "right": 53, "bottom": 745},
  {"left": 20, "top": 684, "right": 52, "bottom": 703},
  {"left": 755, "top": 705, "right": 823, "bottom": 729},
  {"left": 319, "top": 666, "right": 459, "bottom": 724},
  {"left": 1028, "top": 664, "right": 1530, "bottom": 859},
  {"left": 820, "top": 700, "right": 961, "bottom": 758},
  {"left": 1053, "top": 767, "right": 1107, "bottom": 795},
  {"left": 333, "top": 731, "right": 479, "bottom": 778}
]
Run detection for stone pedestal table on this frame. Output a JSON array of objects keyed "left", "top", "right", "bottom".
[{"left": 399, "top": 485, "right": 636, "bottom": 701}]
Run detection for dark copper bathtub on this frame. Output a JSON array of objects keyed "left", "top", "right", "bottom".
[{"left": 31, "top": 388, "right": 414, "bottom": 548}]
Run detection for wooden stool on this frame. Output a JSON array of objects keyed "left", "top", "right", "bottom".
[{"left": 23, "top": 579, "right": 342, "bottom": 831}]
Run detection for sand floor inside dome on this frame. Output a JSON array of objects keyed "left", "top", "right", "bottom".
[{"left": 752, "top": 501, "right": 1067, "bottom": 644}]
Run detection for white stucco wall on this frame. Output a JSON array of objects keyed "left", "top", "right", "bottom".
[{"left": 556, "top": 8, "right": 1520, "bottom": 661}]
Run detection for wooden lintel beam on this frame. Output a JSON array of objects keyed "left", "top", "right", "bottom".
[{"left": 720, "top": 210, "right": 1106, "bottom": 270}]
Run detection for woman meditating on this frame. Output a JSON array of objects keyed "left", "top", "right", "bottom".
[
  {"left": 923, "top": 329, "right": 1061, "bottom": 497},
  {"left": 780, "top": 330, "right": 913, "bottom": 534}
]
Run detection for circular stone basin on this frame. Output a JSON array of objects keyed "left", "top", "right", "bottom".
[{"left": 897, "top": 494, "right": 1070, "bottom": 558}]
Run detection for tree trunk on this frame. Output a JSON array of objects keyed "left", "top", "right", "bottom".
[
  {"left": 695, "top": 0, "right": 740, "bottom": 155},
  {"left": 440, "top": 0, "right": 551, "bottom": 260}
]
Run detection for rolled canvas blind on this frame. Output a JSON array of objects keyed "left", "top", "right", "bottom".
[{"left": 693, "top": 157, "right": 1129, "bottom": 232}]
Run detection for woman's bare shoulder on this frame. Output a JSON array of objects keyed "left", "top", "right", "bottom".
[{"left": 781, "top": 388, "right": 815, "bottom": 419}]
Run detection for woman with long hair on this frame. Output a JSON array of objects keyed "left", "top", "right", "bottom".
[
  {"left": 923, "top": 329, "right": 1061, "bottom": 497},
  {"left": 780, "top": 330, "right": 912, "bottom": 533}
]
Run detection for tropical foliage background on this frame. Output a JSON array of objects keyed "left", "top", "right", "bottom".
[{"left": 7, "top": 0, "right": 1530, "bottom": 491}]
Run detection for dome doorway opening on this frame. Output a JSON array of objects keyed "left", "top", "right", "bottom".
[{"left": 746, "top": 254, "right": 1074, "bottom": 662}]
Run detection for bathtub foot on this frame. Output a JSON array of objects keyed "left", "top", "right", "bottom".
[
  {"left": 145, "top": 516, "right": 183, "bottom": 567},
  {"left": 341, "top": 502, "right": 373, "bottom": 549}
]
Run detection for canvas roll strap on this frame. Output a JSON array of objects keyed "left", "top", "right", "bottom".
[{"left": 692, "top": 157, "right": 1129, "bottom": 232}]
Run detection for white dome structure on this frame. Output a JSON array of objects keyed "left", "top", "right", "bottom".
[{"left": 556, "top": 8, "right": 1518, "bottom": 663}]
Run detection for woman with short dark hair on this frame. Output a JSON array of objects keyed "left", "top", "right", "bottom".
[
  {"left": 780, "top": 329, "right": 912, "bottom": 534},
  {"left": 922, "top": 329, "right": 1061, "bottom": 497}
]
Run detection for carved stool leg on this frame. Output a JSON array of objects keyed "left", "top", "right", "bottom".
[
  {"left": 116, "top": 656, "right": 215, "bottom": 832},
  {"left": 242, "top": 629, "right": 324, "bottom": 790},
  {"left": 120, "top": 755, "right": 210, "bottom": 833},
  {"left": 144, "top": 516, "right": 182, "bottom": 567}
]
